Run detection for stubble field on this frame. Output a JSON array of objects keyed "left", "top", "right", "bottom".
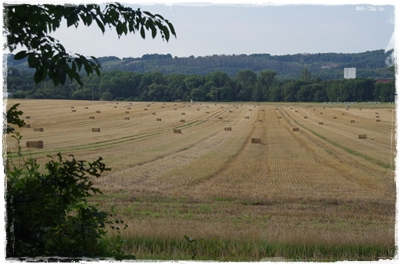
[{"left": 5, "top": 99, "right": 397, "bottom": 261}]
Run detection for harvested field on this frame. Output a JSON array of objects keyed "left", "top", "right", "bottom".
[{"left": 4, "top": 100, "right": 396, "bottom": 260}]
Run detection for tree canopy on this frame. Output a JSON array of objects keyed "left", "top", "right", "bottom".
[{"left": 4, "top": 3, "right": 176, "bottom": 86}]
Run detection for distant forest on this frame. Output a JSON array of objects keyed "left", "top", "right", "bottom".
[{"left": 5, "top": 49, "right": 395, "bottom": 102}]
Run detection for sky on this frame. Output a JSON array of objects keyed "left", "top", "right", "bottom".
[{"left": 2, "top": 0, "right": 398, "bottom": 59}]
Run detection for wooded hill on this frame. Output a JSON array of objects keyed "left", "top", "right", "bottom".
[{"left": 6, "top": 49, "right": 394, "bottom": 80}]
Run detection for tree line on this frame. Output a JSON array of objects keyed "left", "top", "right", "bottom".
[
  {"left": 7, "top": 49, "right": 394, "bottom": 81},
  {"left": 7, "top": 66, "right": 395, "bottom": 103}
]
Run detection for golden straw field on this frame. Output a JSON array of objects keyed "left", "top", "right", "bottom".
[{"left": 4, "top": 99, "right": 397, "bottom": 258}]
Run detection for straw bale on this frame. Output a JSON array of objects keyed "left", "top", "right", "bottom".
[
  {"left": 156, "top": 118, "right": 162, "bottom": 121},
  {"left": 350, "top": 120, "right": 355, "bottom": 123},
  {"left": 376, "top": 119, "right": 381, "bottom": 122},
  {"left": 96, "top": 111, "right": 101, "bottom": 113},
  {"left": 125, "top": 111, "right": 129, "bottom": 114},
  {"left": 26, "top": 141, "right": 43, "bottom": 149},
  {"left": 85, "top": 107, "right": 89, "bottom": 109},
  {"left": 293, "top": 128, "right": 299, "bottom": 131},
  {"left": 23, "top": 124, "right": 30, "bottom": 128},
  {"left": 251, "top": 138, "right": 261, "bottom": 144},
  {"left": 124, "top": 117, "right": 130, "bottom": 120},
  {"left": 34, "top": 128, "right": 44, "bottom": 132},
  {"left": 174, "top": 129, "right": 181, "bottom": 134},
  {"left": 89, "top": 116, "right": 95, "bottom": 119},
  {"left": 224, "top": 127, "right": 232, "bottom": 131},
  {"left": 92, "top": 128, "right": 100, "bottom": 132},
  {"left": 180, "top": 119, "right": 185, "bottom": 122},
  {"left": 333, "top": 117, "right": 337, "bottom": 119},
  {"left": 358, "top": 134, "right": 367, "bottom": 139},
  {"left": 245, "top": 116, "right": 249, "bottom": 119},
  {"left": 319, "top": 122, "right": 323, "bottom": 125},
  {"left": 26, "top": 116, "right": 30, "bottom": 119},
  {"left": 72, "top": 110, "right": 76, "bottom": 112},
  {"left": 304, "top": 116, "right": 307, "bottom": 119},
  {"left": 218, "top": 117, "right": 223, "bottom": 119}
]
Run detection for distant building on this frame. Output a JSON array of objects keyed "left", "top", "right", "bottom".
[{"left": 344, "top": 68, "right": 356, "bottom": 79}]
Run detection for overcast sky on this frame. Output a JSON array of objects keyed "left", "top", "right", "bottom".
[{"left": 2, "top": 0, "right": 397, "bottom": 59}]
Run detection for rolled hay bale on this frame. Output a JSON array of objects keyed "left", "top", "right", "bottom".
[
  {"left": 92, "top": 128, "right": 100, "bottom": 132},
  {"left": 89, "top": 116, "right": 95, "bottom": 119},
  {"left": 218, "top": 117, "right": 223, "bottom": 119},
  {"left": 197, "top": 108, "right": 200, "bottom": 111},
  {"left": 295, "top": 110, "right": 298, "bottom": 113},
  {"left": 293, "top": 128, "right": 299, "bottom": 131},
  {"left": 304, "top": 116, "right": 307, "bottom": 119},
  {"left": 23, "top": 124, "right": 31, "bottom": 128},
  {"left": 173, "top": 129, "right": 181, "bottom": 134},
  {"left": 376, "top": 119, "right": 381, "bottom": 122},
  {"left": 72, "top": 110, "right": 76, "bottom": 112},
  {"left": 26, "top": 141, "right": 43, "bottom": 149},
  {"left": 96, "top": 111, "right": 101, "bottom": 113},
  {"left": 125, "top": 111, "right": 129, "bottom": 114},
  {"left": 180, "top": 119, "right": 185, "bottom": 122},
  {"left": 319, "top": 122, "right": 324, "bottom": 125},
  {"left": 358, "top": 134, "right": 367, "bottom": 139},
  {"left": 26, "top": 116, "right": 30, "bottom": 119},
  {"left": 156, "top": 118, "right": 162, "bottom": 121},
  {"left": 224, "top": 127, "right": 232, "bottom": 131},
  {"left": 33, "top": 128, "right": 44, "bottom": 132},
  {"left": 124, "top": 117, "right": 130, "bottom": 120},
  {"left": 245, "top": 116, "right": 249, "bottom": 119},
  {"left": 251, "top": 138, "right": 261, "bottom": 144},
  {"left": 350, "top": 120, "right": 356, "bottom": 123},
  {"left": 181, "top": 113, "right": 185, "bottom": 115}
]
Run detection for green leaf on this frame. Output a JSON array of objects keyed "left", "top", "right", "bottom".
[
  {"left": 13, "top": 51, "right": 28, "bottom": 60},
  {"left": 28, "top": 54, "right": 40, "bottom": 68},
  {"left": 95, "top": 18, "right": 105, "bottom": 33},
  {"left": 140, "top": 26, "right": 145, "bottom": 39}
]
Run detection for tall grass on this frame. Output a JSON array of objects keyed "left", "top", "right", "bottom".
[{"left": 103, "top": 235, "right": 397, "bottom": 262}]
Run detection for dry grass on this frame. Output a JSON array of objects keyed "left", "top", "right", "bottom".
[{"left": 4, "top": 100, "right": 396, "bottom": 255}]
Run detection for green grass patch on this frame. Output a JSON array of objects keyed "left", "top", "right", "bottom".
[{"left": 103, "top": 235, "right": 396, "bottom": 262}]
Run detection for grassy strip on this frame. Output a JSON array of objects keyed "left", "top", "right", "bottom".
[
  {"left": 104, "top": 235, "right": 396, "bottom": 262},
  {"left": 279, "top": 108, "right": 393, "bottom": 170}
]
